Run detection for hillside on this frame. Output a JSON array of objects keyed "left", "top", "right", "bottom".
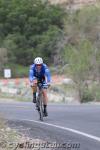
[
  {"left": 48, "top": 0, "right": 98, "bottom": 9},
  {"left": 49, "top": 0, "right": 97, "bottom": 5},
  {"left": 0, "top": 0, "right": 100, "bottom": 102}
]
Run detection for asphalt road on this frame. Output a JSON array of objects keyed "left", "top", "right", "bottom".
[{"left": 0, "top": 101, "right": 100, "bottom": 150}]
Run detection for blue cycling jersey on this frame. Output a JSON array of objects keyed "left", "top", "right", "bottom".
[{"left": 29, "top": 63, "right": 51, "bottom": 83}]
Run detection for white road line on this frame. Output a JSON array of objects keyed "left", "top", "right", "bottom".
[{"left": 19, "top": 119, "right": 100, "bottom": 142}]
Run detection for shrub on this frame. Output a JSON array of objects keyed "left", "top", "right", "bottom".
[{"left": 81, "top": 88, "right": 94, "bottom": 103}]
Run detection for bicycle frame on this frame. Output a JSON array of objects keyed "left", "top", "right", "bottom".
[{"left": 36, "top": 83, "right": 44, "bottom": 121}]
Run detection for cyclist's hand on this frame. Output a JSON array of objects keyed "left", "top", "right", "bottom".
[
  {"left": 30, "top": 81, "right": 34, "bottom": 87},
  {"left": 30, "top": 79, "right": 37, "bottom": 86},
  {"left": 33, "top": 79, "right": 37, "bottom": 85},
  {"left": 47, "top": 82, "right": 51, "bottom": 88}
]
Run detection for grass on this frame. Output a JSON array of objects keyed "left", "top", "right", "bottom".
[
  {"left": 0, "top": 115, "right": 34, "bottom": 150},
  {"left": 0, "top": 115, "right": 19, "bottom": 150},
  {"left": 0, "top": 115, "right": 45, "bottom": 150},
  {"left": 0, "top": 115, "right": 6, "bottom": 129}
]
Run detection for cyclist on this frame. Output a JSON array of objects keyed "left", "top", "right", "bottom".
[{"left": 29, "top": 57, "right": 51, "bottom": 116}]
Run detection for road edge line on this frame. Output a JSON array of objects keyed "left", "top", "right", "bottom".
[{"left": 18, "top": 119, "right": 100, "bottom": 142}]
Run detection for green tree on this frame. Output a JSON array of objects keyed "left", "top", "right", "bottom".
[
  {"left": 63, "top": 40, "right": 95, "bottom": 102},
  {"left": 0, "top": 0, "right": 64, "bottom": 66},
  {"left": 0, "top": 48, "right": 8, "bottom": 74}
]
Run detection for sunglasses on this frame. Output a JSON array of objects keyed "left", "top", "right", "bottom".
[{"left": 36, "top": 64, "right": 42, "bottom": 66}]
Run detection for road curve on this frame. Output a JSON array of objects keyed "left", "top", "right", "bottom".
[{"left": 0, "top": 101, "right": 100, "bottom": 150}]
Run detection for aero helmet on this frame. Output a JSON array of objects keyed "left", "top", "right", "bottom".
[{"left": 34, "top": 57, "right": 43, "bottom": 64}]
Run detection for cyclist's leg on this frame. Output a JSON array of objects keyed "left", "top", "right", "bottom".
[
  {"left": 42, "top": 80, "right": 48, "bottom": 104},
  {"left": 42, "top": 88, "right": 48, "bottom": 116},
  {"left": 31, "top": 86, "right": 37, "bottom": 103},
  {"left": 42, "top": 89, "right": 48, "bottom": 104}
]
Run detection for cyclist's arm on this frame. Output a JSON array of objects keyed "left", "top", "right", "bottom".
[
  {"left": 44, "top": 65, "right": 51, "bottom": 84},
  {"left": 29, "top": 65, "right": 36, "bottom": 82}
]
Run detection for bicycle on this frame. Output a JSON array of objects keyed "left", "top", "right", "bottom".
[{"left": 36, "top": 82, "right": 48, "bottom": 121}]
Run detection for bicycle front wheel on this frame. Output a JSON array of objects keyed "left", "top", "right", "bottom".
[{"left": 39, "top": 94, "right": 44, "bottom": 121}]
